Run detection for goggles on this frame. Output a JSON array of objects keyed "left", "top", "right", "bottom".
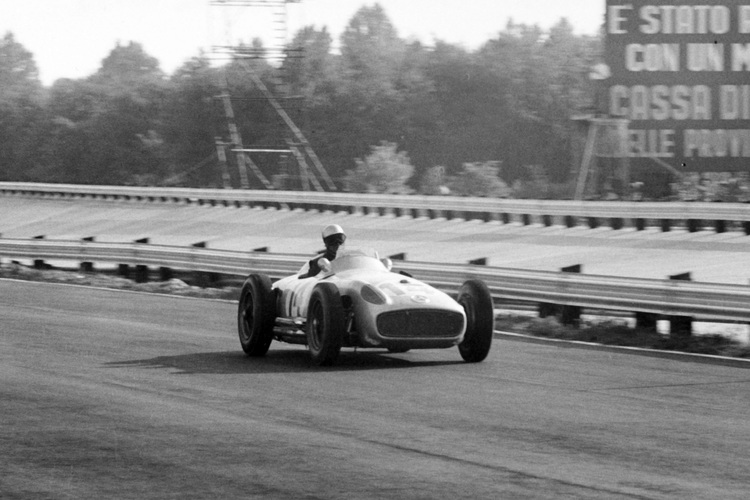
[{"left": 324, "top": 234, "right": 346, "bottom": 246}]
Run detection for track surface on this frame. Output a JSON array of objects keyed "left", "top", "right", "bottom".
[{"left": 2, "top": 280, "right": 749, "bottom": 499}]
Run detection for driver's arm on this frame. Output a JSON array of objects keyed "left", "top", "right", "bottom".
[
  {"left": 300, "top": 255, "right": 322, "bottom": 279},
  {"left": 306, "top": 257, "right": 321, "bottom": 278}
]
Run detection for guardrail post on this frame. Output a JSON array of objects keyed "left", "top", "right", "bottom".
[
  {"left": 560, "top": 264, "right": 582, "bottom": 326},
  {"left": 118, "top": 264, "right": 130, "bottom": 278},
  {"left": 587, "top": 217, "right": 599, "bottom": 229},
  {"left": 661, "top": 219, "right": 671, "bottom": 232},
  {"left": 538, "top": 302, "right": 558, "bottom": 318},
  {"left": 744, "top": 220, "right": 750, "bottom": 236},
  {"left": 190, "top": 241, "right": 222, "bottom": 286},
  {"left": 159, "top": 267, "right": 173, "bottom": 281},
  {"left": 668, "top": 272, "right": 693, "bottom": 337},
  {"left": 80, "top": 236, "right": 94, "bottom": 272},
  {"left": 714, "top": 219, "right": 726, "bottom": 234},
  {"left": 542, "top": 215, "right": 553, "bottom": 227},
  {"left": 132, "top": 237, "right": 150, "bottom": 282},
  {"left": 635, "top": 311, "right": 658, "bottom": 330},
  {"left": 610, "top": 218, "right": 623, "bottom": 230},
  {"left": 635, "top": 218, "right": 646, "bottom": 231},
  {"left": 565, "top": 215, "right": 576, "bottom": 228},
  {"left": 135, "top": 265, "right": 149, "bottom": 283},
  {"left": 32, "top": 235, "right": 46, "bottom": 269},
  {"left": 521, "top": 214, "right": 531, "bottom": 226},
  {"left": 687, "top": 219, "right": 701, "bottom": 232}
]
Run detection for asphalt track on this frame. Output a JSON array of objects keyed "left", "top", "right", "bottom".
[{"left": 2, "top": 280, "right": 750, "bottom": 499}]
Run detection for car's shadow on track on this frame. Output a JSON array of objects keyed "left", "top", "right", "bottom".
[{"left": 104, "top": 348, "right": 467, "bottom": 374}]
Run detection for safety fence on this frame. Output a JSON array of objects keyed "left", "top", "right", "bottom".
[
  {"left": 2, "top": 238, "right": 749, "bottom": 331},
  {"left": 2, "top": 182, "right": 750, "bottom": 233}
]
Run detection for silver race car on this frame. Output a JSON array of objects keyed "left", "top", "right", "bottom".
[{"left": 237, "top": 247, "right": 494, "bottom": 366}]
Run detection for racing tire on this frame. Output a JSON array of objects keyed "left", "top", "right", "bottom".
[
  {"left": 306, "top": 283, "right": 345, "bottom": 366},
  {"left": 237, "top": 274, "right": 276, "bottom": 357},
  {"left": 457, "top": 279, "right": 494, "bottom": 363}
]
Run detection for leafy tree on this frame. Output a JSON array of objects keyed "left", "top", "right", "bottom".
[
  {"left": 417, "top": 41, "right": 511, "bottom": 177},
  {"left": 40, "top": 41, "right": 169, "bottom": 184},
  {"left": 284, "top": 26, "right": 336, "bottom": 104},
  {"left": 344, "top": 141, "right": 413, "bottom": 193},
  {"left": 160, "top": 54, "right": 223, "bottom": 186},
  {"left": 446, "top": 161, "right": 510, "bottom": 197},
  {"left": 477, "top": 19, "right": 601, "bottom": 182},
  {"left": 418, "top": 165, "right": 449, "bottom": 195},
  {"left": 0, "top": 32, "right": 44, "bottom": 181},
  {"left": 0, "top": 8, "right": 606, "bottom": 197},
  {"left": 320, "top": 4, "right": 409, "bottom": 183},
  {"left": 340, "top": 3, "right": 404, "bottom": 97},
  {"left": 95, "top": 41, "right": 162, "bottom": 81}
]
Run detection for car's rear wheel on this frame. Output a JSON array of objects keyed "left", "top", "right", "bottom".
[
  {"left": 307, "top": 283, "right": 345, "bottom": 366},
  {"left": 237, "top": 274, "right": 275, "bottom": 356},
  {"left": 457, "top": 279, "right": 494, "bottom": 363}
]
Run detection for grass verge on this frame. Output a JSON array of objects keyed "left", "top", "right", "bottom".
[
  {"left": 0, "top": 262, "right": 240, "bottom": 300},
  {"left": 496, "top": 314, "right": 750, "bottom": 359}
]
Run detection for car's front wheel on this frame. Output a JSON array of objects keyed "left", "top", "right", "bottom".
[
  {"left": 457, "top": 279, "right": 494, "bottom": 362},
  {"left": 237, "top": 274, "right": 275, "bottom": 356},
  {"left": 306, "top": 283, "right": 345, "bottom": 366}
]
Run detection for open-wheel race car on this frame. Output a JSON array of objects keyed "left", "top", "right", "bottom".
[{"left": 237, "top": 247, "right": 494, "bottom": 366}]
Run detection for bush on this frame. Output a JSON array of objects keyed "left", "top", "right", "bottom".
[
  {"left": 445, "top": 161, "right": 510, "bottom": 197},
  {"left": 344, "top": 141, "right": 414, "bottom": 194}
]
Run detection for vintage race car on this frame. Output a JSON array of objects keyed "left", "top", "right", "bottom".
[{"left": 237, "top": 247, "right": 494, "bottom": 366}]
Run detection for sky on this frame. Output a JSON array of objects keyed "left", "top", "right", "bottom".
[{"left": 0, "top": 0, "right": 606, "bottom": 86}]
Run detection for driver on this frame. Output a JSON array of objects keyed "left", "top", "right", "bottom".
[{"left": 302, "top": 224, "right": 346, "bottom": 278}]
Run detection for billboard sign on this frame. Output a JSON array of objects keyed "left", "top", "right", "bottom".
[{"left": 604, "top": 1, "right": 750, "bottom": 173}]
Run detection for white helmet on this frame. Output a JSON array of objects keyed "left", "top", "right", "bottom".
[{"left": 322, "top": 224, "right": 346, "bottom": 244}]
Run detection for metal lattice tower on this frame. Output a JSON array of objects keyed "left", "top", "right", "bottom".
[
  {"left": 209, "top": 0, "right": 335, "bottom": 191},
  {"left": 571, "top": 116, "right": 631, "bottom": 200}
]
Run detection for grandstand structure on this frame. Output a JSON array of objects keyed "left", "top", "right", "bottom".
[{"left": 209, "top": 0, "right": 335, "bottom": 191}]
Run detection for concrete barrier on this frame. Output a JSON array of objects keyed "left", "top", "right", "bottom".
[{"left": 3, "top": 182, "right": 750, "bottom": 232}]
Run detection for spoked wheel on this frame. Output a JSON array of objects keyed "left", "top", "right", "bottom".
[
  {"left": 457, "top": 279, "right": 494, "bottom": 363},
  {"left": 306, "top": 283, "right": 345, "bottom": 366},
  {"left": 237, "top": 274, "right": 275, "bottom": 357}
]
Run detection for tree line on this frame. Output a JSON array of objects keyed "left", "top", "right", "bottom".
[{"left": 0, "top": 5, "right": 603, "bottom": 197}]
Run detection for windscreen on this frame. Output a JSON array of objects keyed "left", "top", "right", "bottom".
[{"left": 331, "top": 246, "right": 385, "bottom": 273}]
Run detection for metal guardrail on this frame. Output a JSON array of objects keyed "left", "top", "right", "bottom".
[
  {"left": 2, "top": 182, "right": 750, "bottom": 227},
  {"left": 2, "top": 238, "right": 749, "bottom": 323}
]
